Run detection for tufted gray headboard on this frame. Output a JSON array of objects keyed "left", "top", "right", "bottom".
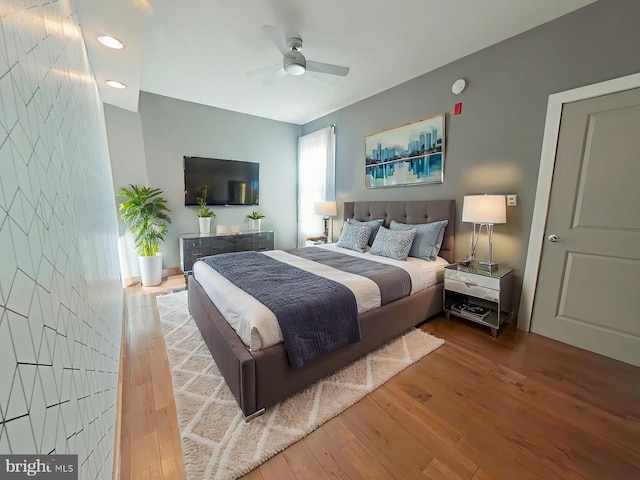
[{"left": 343, "top": 200, "right": 456, "bottom": 263}]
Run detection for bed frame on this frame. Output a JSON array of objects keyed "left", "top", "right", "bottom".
[{"left": 188, "top": 200, "right": 455, "bottom": 418}]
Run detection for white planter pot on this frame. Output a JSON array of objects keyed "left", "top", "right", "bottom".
[
  {"left": 249, "top": 219, "right": 261, "bottom": 231},
  {"left": 138, "top": 253, "right": 162, "bottom": 286},
  {"left": 199, "top": 217, "right": 211, "bottom": 234}
]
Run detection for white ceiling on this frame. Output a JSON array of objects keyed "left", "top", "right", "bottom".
[{"left": 75, "top": 0, "right": 597, "bottom": 125}]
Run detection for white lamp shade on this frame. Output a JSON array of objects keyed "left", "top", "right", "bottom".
[
  {"left": 314, "top": 201, "right": 337, "bottom": 217},
  {"left": 462, "top": 195, "right": 506, "bottom": 224}
]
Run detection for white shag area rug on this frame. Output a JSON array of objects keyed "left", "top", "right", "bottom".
[{"left": 156, "top": 289, "right": 444, "bottom": 480}]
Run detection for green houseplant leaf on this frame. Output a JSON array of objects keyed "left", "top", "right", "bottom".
[
  {"left": 118, "top": 184, "right": 172, "bottom": 257},
  {"left": 196, "top": 197, "right": 216, "bottom": 218},
  {"left": 245, "top": 211, "right": 265, "bottom": 220}
]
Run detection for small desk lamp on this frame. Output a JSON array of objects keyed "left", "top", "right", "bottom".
[
  {"left": 314, "top": 201, "right": 337, "bottom": 241},
  {"left": 462, "top": 195, "right": 506, "bottom": 272}
]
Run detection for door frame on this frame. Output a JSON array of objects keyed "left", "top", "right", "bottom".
[{"left": 518, "top": 72, "right": 640, "bottom": 332}]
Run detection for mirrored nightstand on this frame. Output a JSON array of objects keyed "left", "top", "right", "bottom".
[{"left": 443, "top": 262, "right": 514, "bottom": 337}]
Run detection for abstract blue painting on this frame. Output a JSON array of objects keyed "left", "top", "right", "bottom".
[{"left": 365, "top": 113, "right": 445, "bottom": 188}]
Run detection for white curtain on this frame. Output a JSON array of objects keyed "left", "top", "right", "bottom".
[{"left": 297, "top": 126, "right": 336, "bottom": 246}]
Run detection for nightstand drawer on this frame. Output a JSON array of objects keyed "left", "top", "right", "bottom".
[
  {"left": 444, "top": 269, "right": 501, "bottom": 290},
  {"left": 445, "top": 279, "right": 500, "bottom": 303}
]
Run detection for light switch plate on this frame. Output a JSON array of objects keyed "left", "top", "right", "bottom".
[{"left": 507, "top": 194, "right": 517, "bottom": 207}]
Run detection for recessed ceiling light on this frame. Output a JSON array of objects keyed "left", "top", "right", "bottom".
[
  {"left": 97, "top": 35, "right": 124, "bottom": 49},
  {"left": 105, "top": 80, "right": 126, "bottom": 89}
]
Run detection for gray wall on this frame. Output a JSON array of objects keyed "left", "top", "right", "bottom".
[
  {"left": 302, "top": 0, "right": 640, "bottom": 311},
  {"left": 137, "top": 93, "right": 301, "bottom": 268},
  {"left": 104, "top": 104, "right": 149, "bottom": 281},
  {"left": 107, "top": 94, "right": 301, "bottom": 270},
  {"left": 104, "top": 104, "right": 149, "bottom": 190},
  {"left": 0, "top": 1, "right": 122, "bottom": 478}
]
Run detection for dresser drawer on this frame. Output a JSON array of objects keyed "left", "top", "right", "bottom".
[
  {"left": 444, "top": 278, "right": 500, "bottom": 303},
  {"left": 183, "top": 247, "right": 211, "bottom": 272},
  {"left": 183, "top": 236, "right": 211, "bottom": 248},
  {"left": 180, "top": 231, "right": 275, "bottom": 273},
  {"left": 444, "top": 268, "right": 501, "bottom": 290},
  {"left": 253, "top": 232, "right": 274, "bottom": 250},
  {"left": 232, "top": 235, "right": 253, "bottom": 251},
  {"left": 210, "top": 238, "right": 235, "bottom": 255},
  {"left": 185, "top": 247, "right": 210, "bottom": 261}
]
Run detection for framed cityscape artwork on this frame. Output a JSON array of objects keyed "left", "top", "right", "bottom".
[{"left": 365, "top": 113, "right": 445, "bottom": 188}]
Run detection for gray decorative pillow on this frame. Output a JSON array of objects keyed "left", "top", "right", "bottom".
[
  {"left": 389, "top": 220, "right": 448, "bottom": 261},
  {"left": 369, "top": 226, "right": 416, "bottom": 261},
  {"left": 347, "top": 218, "right": 384, "bottom": 246},
  {"left": 336, "top": 222, "right": 372, "bottom": 253}
]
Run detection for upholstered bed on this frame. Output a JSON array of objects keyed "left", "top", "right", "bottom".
[{"left": 187, "top": 199, "right": 455, "bottom": 418}]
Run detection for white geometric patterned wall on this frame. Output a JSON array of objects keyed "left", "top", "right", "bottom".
[{"left": 0, "top": 1, "right": 123, "bottom": 479}]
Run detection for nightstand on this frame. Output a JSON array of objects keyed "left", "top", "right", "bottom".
[
  {"left": 443, "top": 263, "right": 514, "bottom": 337},
  {"left": 305, "top": 235, "right": 328, "bottom": 246}
]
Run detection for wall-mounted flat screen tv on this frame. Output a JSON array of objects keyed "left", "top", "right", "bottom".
[{"left": 184, "top": 156, "right": 259, "bottom": 206}]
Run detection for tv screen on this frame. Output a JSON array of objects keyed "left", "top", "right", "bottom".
[{"left": 184, "top": 156, "right": 259, "bottom": 206}]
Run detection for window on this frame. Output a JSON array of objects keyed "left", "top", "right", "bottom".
[{"left": 297, "top": 126, "right": 336, "bottom": 246}]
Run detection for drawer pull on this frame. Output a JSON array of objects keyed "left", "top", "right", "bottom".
[{"left": 464, "top": 281, "right": 478, "bottom": 287}]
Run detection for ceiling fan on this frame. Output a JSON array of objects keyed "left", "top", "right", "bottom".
[{"left": 248, "top": 26, "right": 350, "bottom": 84}]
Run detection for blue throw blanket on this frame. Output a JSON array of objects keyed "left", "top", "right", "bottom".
[{"left": 200, "top": 251, "right": 360, "bottom": 369}]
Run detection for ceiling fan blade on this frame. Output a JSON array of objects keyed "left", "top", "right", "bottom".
[
  {"left": 307, "top": 71, "right": 339, "bottom": 85},
  {"left": 262, "top": 68, "right": 287, "bottom": 85},
  {"left": 246, "top": 64, "right": 281, "bottom": 77},
  {"left": 306, "top": 60, "right": 350, "bottom": 77},
  {"left": 246, "top": 64, "right": 286, "bottom": 85},
  {"left": 262, "top": 25, "right": 289, "bottom": 56}
]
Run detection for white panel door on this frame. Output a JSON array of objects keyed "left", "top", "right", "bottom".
[{"left": 530, "top": 88, "right": 640, "bottom": 366}]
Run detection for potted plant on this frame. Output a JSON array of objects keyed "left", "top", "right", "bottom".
[
  {"left": 118, "top": 185, "right": 172, "bottom": 287},
  {"left": 196, "top": 197, "right": 216, "bottom": 234},
  {"left": 246, "top": 211, "right": 265, "bottom": 231}
]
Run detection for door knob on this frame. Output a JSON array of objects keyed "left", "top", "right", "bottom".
[{"left": 547, "top": 234, "right": 560, "bottom": 242}]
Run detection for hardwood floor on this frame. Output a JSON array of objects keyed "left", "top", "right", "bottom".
[
  {"left": 117, "top": 274, "right": 187, "bottom": 480},
  {"left": 118, "top": 275, "right": 640, "bottom": 479}
]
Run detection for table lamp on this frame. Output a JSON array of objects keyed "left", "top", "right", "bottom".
[
  {"left": 462, "top": 194, "right": 506, "bottom": 272},
  {"left": 314, "top": 201, "right": 337, "bottom": 240}
]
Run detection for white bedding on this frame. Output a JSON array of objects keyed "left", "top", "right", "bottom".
[{"left": 192, "top": 244, "right": 448, "bottom": 351}]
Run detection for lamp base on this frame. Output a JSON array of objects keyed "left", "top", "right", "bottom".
[
  {"left": 322, "top": 217, "right": 330, "bottom": 239},
  {"left": 476, "top": 261, "right": 499, "bottom": 272}
]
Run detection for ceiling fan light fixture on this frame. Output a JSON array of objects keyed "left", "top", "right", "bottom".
[
  {"left": 283, "top": 50, "right": 306, "bottom": 76},
  {"left": 284, "top": 62, "right": 305, "bottom": 76}
]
